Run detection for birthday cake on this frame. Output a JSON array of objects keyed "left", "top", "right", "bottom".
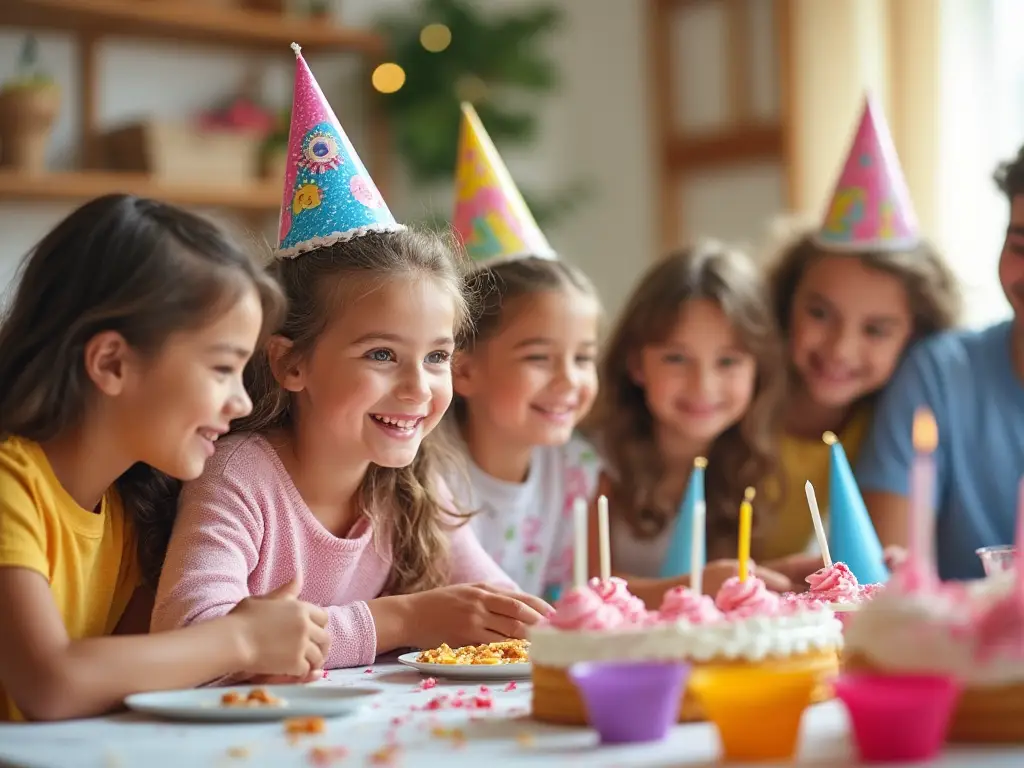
[
  {"left": 784, "top": 562, "right": 883, "bottom": 624},
  {"left": 843, "top": 569, "right": 1024, "bottom": 743},
  {"left": 530, "top": 574, "right": 843, "bottom": 725}
]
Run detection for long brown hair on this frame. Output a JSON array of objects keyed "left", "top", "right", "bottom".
[
  {"left": 234, "top": 229, "right": 472, "bottom": 595},
  {"left": 0, "top": 194, "right": 285, "bottom": 587},
  {"left": 769, "top": 231, "right": 961, "bottom": 347},
  {"left": 586, "top": 243, "right": 785, "bottom": 555}
]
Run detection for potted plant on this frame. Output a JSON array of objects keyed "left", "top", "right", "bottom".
[{"left": 0, "top": 36, "right": 61, "bottom": 174}]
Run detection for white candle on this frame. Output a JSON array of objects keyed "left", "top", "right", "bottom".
[
  {"left": 573, "top": 496, "right": 588, "bottom": 589},
  {"left": 805, "top": 480, "right": 832, "bottom": 568},
  {"left": 690, "top": 499, "right": 706, "bottom": 595},
  {"left": 597, "top": 495, "right": 610, "bottom": 581}
]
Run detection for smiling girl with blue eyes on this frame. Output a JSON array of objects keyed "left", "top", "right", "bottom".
[{"left": 152, "top": 51, "right": 548, "bottom": 672}]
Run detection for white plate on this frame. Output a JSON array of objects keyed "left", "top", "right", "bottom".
[
  {"left": 397, "top": 652, "right": 532, "bottom": 681},
  {"left": 124, "top": 684, "right": 382, "bottom": 722}
]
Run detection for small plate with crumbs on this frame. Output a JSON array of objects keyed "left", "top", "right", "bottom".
[
  {"left": 124, "top": 684, "right": 382, "bottom": 722},
  {"left": 399, "top": 639, "right": 532, "bottom": 680}
]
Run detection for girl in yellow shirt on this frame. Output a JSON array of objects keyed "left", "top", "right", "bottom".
[
  {"left": 763, "top": 112, "right": 961, "bottom": 561},
  {"left": 0, "top": 195, "right": 330, "bottom": 721}
]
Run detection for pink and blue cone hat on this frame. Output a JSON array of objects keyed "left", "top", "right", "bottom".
[{"left": 277, "top": 43, "right": 404, "bottom": 259}]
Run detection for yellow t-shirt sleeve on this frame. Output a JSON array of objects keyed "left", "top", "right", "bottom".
[{"left": 0, "top": 460, "right": 48, "bottom": 578}]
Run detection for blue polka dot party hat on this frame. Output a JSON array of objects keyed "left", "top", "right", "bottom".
[
  {"left": 814, "top": 93, "right": 919, "bottom": 252},
  {"left": 276, "top": 43, "right": 404, "bottom": 258}
]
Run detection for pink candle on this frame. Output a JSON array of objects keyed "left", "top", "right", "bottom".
[
  {"left": 907, "top": 408, "right": 938, "bottom": 588},
  {"left": 1015, "top": 478, "right": 1024, "bottom": 583}
]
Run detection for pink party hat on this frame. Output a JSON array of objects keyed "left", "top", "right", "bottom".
[
  {"left": 277, "top": 43, "right": 404, "bottom": 259},
  {"left": 814, "top": 94, "right": 919, "bottom": 251},
  {"left": 452, "top": 102, "right": 555, "bottom": 265}
]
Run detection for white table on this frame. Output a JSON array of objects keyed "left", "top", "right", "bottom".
[{"left": 1, "top": 660, "right": 1023, "bottom": 768}]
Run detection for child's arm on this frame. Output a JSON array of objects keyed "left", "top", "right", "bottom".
[
  {"left": 0, "top": 567, "right": 325, "bottom": 721},
  {"left": 153, "top": 470, "right": 375, "bottom": 670}
]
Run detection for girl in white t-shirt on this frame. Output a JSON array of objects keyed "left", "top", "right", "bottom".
[{"left": 447, "top": 256, "right": 602, "bottom": 598}]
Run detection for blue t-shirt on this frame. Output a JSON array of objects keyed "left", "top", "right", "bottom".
[{"left": 856, "top": 321, "right": 1024, "bottom": 580}]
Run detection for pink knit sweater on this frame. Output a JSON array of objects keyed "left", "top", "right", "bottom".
[{"left": 152, "top": 433, "right": 515, "bottom": 668}]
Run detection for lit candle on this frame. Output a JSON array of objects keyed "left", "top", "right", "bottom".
[
  {"left": 805, "top": 480, "right": 832, "bottom": 569},
  {"left": 573, "top": 496, "right": 588, "bottom": 589},
  {"left": 597, "top": 495, "right": 610, "bottom": 582},
  {"left": 737, "top": 487, "right": 755, "bottom": 582},
  {"left": 690, "top": 459, "right": 708, "bottom": 594},
  {"left": 909, "top": 408, "right": 938, "bottom": 584}
]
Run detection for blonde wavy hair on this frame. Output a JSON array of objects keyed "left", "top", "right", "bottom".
[
  {"left": 234, "top": 229, "right": 472, "bottom": 595},
  {"left": 586, "top": 243, "right": 785, "bottom": 556}
]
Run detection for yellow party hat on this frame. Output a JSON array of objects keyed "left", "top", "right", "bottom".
[{"left": 452, "top": 103, "right": 555, "bottom": 265}]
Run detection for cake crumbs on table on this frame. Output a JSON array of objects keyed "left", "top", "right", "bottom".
[
  {"left": 308, "top": 746, "right": 349, "bottom": 766},
  {"left": 363, "top": 668, "right": 374, "bottom": 674},
  {"left": 416, "top": 677, "right": 437, "bottom": 691},
  {"left": 516, "top": 732, "right": 536, "bottom": 748},
  {"left": 368, "top": 744, "right": 401, "bottom": 765},
  {"left": 226, "top": 746, "right": 251, "bottom": 759},
  {"left": 503, "top": 681, "right": 517, "bottom": 692},
  {"left": 285, "top": 717, "right": 327, "bottom": 736}
]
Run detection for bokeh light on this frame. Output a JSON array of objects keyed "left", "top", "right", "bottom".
[
  {"left": 420, "top": 23, "right": 452, "bottom": 53},
  {"left": 455, "top": 74, "right": 488, "bottom": 103},
  {"left": 372, "top": 63, "right": 406, "bottom": 94}
]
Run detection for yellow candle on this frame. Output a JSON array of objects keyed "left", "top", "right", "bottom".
[{"left": 737, "top": 487, "right": 755, "bottom": 582}]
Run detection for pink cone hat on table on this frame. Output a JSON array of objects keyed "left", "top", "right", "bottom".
[
  {"left": 452, "top": 102, "right": 556, "bottom": 265},
  {"left": 814, "top": 94, "right": 919, "bottom": 251},
  {"left": 277, "top": 42, "right": 404, "bottom": 259}
]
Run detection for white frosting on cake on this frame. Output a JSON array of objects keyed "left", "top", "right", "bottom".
[
  {"left": 529, "top": 608, "right": 842, "bottom": 668},
  {"left": 844, "top": 576, "right": 1024, "bottom": 686}
]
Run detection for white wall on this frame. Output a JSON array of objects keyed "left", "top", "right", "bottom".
[{"left": 0, "top": 0, "right": 790, "bottom": 318}]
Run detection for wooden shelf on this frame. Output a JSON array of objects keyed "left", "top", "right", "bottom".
[
  {"left": 668, "top": 125, "right": 784, "bottom": 172},
  {"left": 0, "top": 170, "right": 280, "bottom": 212},
  {"left": 0, "top": 0, "right": 385, "bottom": 55}
]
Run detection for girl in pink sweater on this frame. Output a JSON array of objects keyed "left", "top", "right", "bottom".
[{"left": 152, "top": 47, "right": 549, "bottom": 674}]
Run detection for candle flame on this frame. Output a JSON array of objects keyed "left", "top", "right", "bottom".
[
  {"left": 743, "top": 487, "right": 756, "bottom": 502},
  {"left": 822, "top": 431, "right": 838, "bottom": 446},
  {"left": 694, "top": 456, "right": 708, "bottom": 469},
  {"left": 912, "top": 408, "right": 938, "bottom": 453}
]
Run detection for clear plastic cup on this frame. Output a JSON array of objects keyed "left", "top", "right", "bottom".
[{"left": 976, "top": 545, "right": 1016, "bottom": 576}]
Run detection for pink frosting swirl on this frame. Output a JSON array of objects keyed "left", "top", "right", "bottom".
[
  {"left": 658, "top": 586, "right": 724, "bottom": 624},
  {"left": 805, "top": 562, "right": 861, "bottom": 601},
  {"left": 548, "top": 587, "right": 625, "bottom": 631},
  {"left": 714, "top": 576, "right": 781, "bottom": 616},
  {"left": 588, "top": 577, "right": 648, "bottom": 623}
]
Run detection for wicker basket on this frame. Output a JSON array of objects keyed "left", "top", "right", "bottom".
[
  {"left": 102, "top": 120, "right": 262, "bottom": 185},
  {"left": 0, "top": 85, "right": 60, "bottom": 173}
]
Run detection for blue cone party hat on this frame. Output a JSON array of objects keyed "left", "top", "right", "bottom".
[
  {"left": 660, "top": 458, "right": 707, "bottom": 578},
  {"left": 276, "top": 43, "right": 404, "bottom": 259},
  {"left": 825, "top": 431, "right": 889, "bottom": 584}
]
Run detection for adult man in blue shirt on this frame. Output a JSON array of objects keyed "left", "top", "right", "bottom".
[{"left": 858, "top": 147, "right": 1024, "bottom": 580}]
